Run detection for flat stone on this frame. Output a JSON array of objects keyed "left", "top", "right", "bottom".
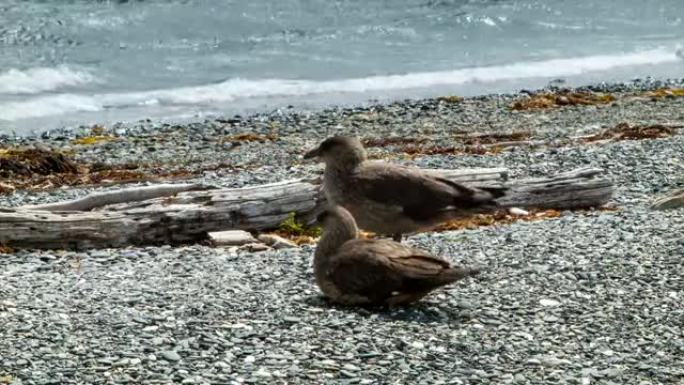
[
  {"left": 540, "top": 298, "right": 561, "bottom": 307},
  {"left": 541, "top": 356, "right": 571, "bottom": 367},
  {"left": 254, "top": 368, "right": 272, "bottom": 378},
  {"left": 160, "top": 350, "right": 181, "bottom": 362},
  {"left": 209, "top": 230, "right": 258, "bottom": 246}
]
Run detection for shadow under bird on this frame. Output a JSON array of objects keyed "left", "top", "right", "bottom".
[
  {"left": 304, "top": 136, "right": 507, "bottom": 241},
  {"left": 313, "top": 206, "right": 480, "bottom": 307}
]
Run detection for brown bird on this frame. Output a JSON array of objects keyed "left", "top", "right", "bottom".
[
  {"left": 313, "top": 205, "right": 480, "bottom": 307},
  {"left": 304, "top": 136, "right": 506, "bottom": 241}
]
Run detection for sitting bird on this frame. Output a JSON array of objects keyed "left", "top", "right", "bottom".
[
  {"left": 304, "top": 136, "right": 506, "bottom": 241},
  {"left": 313, "top": 205, "right": 480, "bottom": 307}
]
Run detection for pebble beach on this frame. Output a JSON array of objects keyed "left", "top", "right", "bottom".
[{"left": 1, "top": 81, "right": 683, "bottom": 384}]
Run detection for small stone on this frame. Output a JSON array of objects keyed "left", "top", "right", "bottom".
[
  {"left": 209, "top": 230, "right": 258, "bottom": 246},
  {"left": 161, "top": 351, "right": 181, "bottom": 362},
  {"left": 541, "top": 356, "right": 571, "bottom": 367},
  {"left": 319, "top": 359, "right": 338, "bottom": 368},
  {"left": 254, "top": 368, "right": 272, "bottom": 378},
  {"left": 540, "top": 298, "right": 561, "bottom": 307},
  {"left": 113, "top": 358, "right": 130, "bottom": 367},
  {"left": 508, "top": 207, "right": 529, "bottom": 216},
  {"left": 89, "top": 250, "right": 111, "bottom": 259}
]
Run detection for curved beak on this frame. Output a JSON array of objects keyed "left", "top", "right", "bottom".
[{"left": 303, "top": 146, "right": 321, "bottom": 159}]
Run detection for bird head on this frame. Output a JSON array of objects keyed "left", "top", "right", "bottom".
[{"left": 303, "top": 136, "right": 366, "bottom": 168}]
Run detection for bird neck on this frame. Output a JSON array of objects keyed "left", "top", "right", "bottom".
[
  {"left": 314, "top": 218, "right": 358, "bottom": 270},
  {"left": 325, "top": 160, "right": 360, "bottom": 175}
]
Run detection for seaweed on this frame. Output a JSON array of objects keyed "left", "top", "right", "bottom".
[
  {"left": 583, "top": 123, "right": 679, "bottom": 143},
  {"left": 455, "top": 131, "right": 532, "bottom": 145},
  {"left": 645, "top": 88, "right": 684, "bottom": 99},
  {"left": 362, "top": 137, "right": 429, "bottom": 148},
  {"left": 436, "top": 209, "right": 563, "bottom": 231},
  {"left": 0, "top": 147, "right": 236, "bottom": 195},
  {"left": 0, "top": 244, "right": 15, "bottom": 254},
  {"left": 223, "top": 133, "right": 278, "bottom": 143},
  {"left": 72, "top": 135, "right": 117, "bottom": 145},
  {"left": 0, "top": 148, "right": 79, "bottom": 177},
  {"left": 437, "top": 95, "right": 464, "bottom": 104},
  {"left": 511, "top": 91, "right": 615, "bottom": 111}
]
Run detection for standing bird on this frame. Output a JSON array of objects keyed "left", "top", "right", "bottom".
[
  {"left": 314, "top": 206, "right": 480, "bottom": 307},
  {"left": 304, "top": 136, "right": 506, "bottom": 241}
]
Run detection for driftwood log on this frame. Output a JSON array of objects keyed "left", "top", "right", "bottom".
[
  {"left": 650, "top": 187, "right": 684, "bottom": 210},
  {"left": 0, "top": 167, "right": 613, "bottom": 250}
]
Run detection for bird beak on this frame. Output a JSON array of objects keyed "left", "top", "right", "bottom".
[{"left": 303, "top": 147, "right": 321, "bottom": 159}]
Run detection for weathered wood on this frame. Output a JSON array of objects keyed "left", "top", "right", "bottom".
[
  {"left": 497, "top": 168, "right": 614, "bottom": 209},
  {"left": 0, "top": 167, "right": 613, "bottom": 250},
  {"left": 21, "top": 183, "right": 212, "bottom": 212},
  {"left": 651, "top": 187, "right": 684, "bottom": 210}
]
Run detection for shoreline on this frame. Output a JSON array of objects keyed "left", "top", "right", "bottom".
[{"left": 2, "top": 76, "right": 684, "bottom": 139}]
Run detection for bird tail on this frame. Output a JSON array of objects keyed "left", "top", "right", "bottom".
[
  {"left": 439, "top": 265, "right": 482, "bottom": 284},
  {"left": 476, "top": 186, "right": 507, "bottom": 200},
  {"left": 436, "top": 177, "right": 507, "bottom": 207},
  {"left": 454, "top": 185, "right": 508, "bottom": 215}
]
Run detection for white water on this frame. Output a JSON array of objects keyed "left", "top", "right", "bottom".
[
  {"left": 1, "top": 47, "right": 680, "bottom": 123},
  {"left": 0, "top": 66, "right": 96, "bottom": 95}
]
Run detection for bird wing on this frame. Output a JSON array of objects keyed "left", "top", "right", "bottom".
[
  {"left": 328, "top": 240, "right": 453, "bottom": 301},
  {"left": 350, "top": 162, "right": 494, "bottom": 221}
]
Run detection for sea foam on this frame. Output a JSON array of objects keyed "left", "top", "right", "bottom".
[
  {"left": 0, "top": 66, "right": 97, "bottom": 95},
  {"left": 1, "top": 47, "right": 680, "bottom": 122}
]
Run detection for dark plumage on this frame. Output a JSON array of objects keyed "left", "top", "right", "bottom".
[
  {"left": 304, "top": 136, "right": 506, "bottom": 240},
  {"left": 313, "top": 206, "right": 480, "bottom": 307}
]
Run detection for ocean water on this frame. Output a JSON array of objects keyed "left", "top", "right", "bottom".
[{"left": 0, "top": 0, "right": 683, "bottom": 134}]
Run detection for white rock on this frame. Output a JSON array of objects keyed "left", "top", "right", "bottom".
[
  {"left": 541, "top": 356, "right": 571, "bottom": 367},
  {"left": 411, "top": 341, "right": 425, "bottom": 349},
  {"left": 258, "top": 234, "right": 298, "bottom": 249},
  {"left": 254, "top": 368, "right": 272, "bottom": 378},
  {"left": 508, "top": 207, "right": 529, "bottom": 216},
  {"left": 209, "top": 230, "right": 258, "bottom": 246},
  {"left": 539, "top": 298, "right": 561, "bottom": 307}
]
